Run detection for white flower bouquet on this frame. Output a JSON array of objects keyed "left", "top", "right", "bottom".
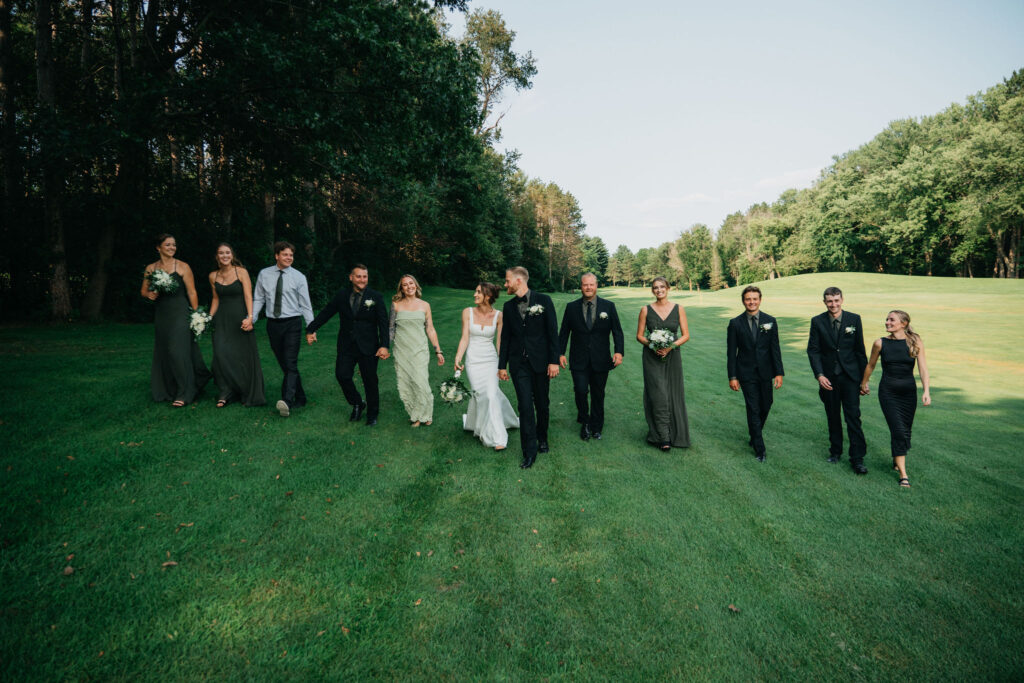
[
  {"left": 146, "top": 269, "right": 179, "bottom": 295},
  {"left": 439, "top": 370, "right": 475, "bottom": 405},
  {"left": 648, "top": 328, "right": 676, "bottom": 361},
  {"left": 189, "top": 306, "right": 213, "bottom": 341}
]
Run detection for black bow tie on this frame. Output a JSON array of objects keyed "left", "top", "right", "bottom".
[{"left": 515, "top": 295, "right": 528, "bottom": 303}]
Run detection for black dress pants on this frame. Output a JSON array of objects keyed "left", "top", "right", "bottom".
[
  {"left": 336, "top": 349, "right": 380, "bottom": 419},
  {"left": 740, "top": 379, "right": 773, "bottom": 456},
  {"left": 266, "top": 316, "right": 306, "bottom": 407},
  {"left": 819, "top": 371, "right": 866, "bottom": 463},
  {"left": 511, "top": 359, "right": 550, "bottom": 458},
  {"left": 571, "top": 368, "right": 609, "bottom": 432}
]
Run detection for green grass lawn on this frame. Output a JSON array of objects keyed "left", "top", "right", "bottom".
[{"left": 2, "top": 272, "right": 1022, "bottom": 680}]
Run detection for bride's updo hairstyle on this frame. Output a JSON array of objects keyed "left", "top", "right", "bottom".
[
  {"left": 477, "top": 282, "right": 500, "bottom": 305},
  {"left": 888, "top": 309, "right": 921, "bottom": 358}
]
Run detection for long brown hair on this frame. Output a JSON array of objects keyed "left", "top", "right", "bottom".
[{"left": 888, "top": 310, "right": 921, "bottom": 358}]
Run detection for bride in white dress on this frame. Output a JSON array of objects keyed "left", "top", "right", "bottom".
[{"left": 454, "top": 283, "right": 519, "bottom": 450}]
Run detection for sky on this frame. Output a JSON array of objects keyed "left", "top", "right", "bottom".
[{"left": 447, "top": 0, "right": 1024, "bottom": 252}]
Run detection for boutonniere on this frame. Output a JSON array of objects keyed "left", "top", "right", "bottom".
[
  {"left": 759, "top": 322, "right": 773, "bottom": 332},
  {"left": 528, "top": 304, "right": 544, "bottom": 316},
  {"left": 845, "top": 326, "right": 856, "bottom": 334},
  {"left": 598, "top": 311, "right": 609, "bottom": 320},
  {"left": 363, "top": 299, "right": 375, "bottom": 309}
]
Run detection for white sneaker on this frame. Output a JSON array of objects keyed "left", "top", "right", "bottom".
[{"left": 276, "top": 400, "right": 290, "bottom": 417}]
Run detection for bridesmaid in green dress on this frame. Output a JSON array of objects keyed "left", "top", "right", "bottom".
[
  {"left": 140, "top": 234, "right": 211, "bottom": 406},
  {"left": 390, "top": 274, "right": 445, "bottom": 426},
  {"left": 636, "top": 276, "right": 691, "bottom": 451},
  {"left": 208, "top": 243, "right": 266, "bottom": 407}
]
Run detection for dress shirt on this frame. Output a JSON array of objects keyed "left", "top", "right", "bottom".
[
  {"left": 516, "top": 290, "right": 530, "bottom": 320},
  {"left": 253, "top": 265, "right": 314, "bottom": 324}
]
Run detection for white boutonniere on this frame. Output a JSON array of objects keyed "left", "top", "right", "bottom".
[
  {"left": 598, "top": 311, "right": 609, "bottom": 320},
  {"left": 528, "top": 304, "right": 544, "bottom": 316},
  {"left": 759, "top": 322, "right": 773, "bottom": 332},
  {"left": 845, "top": 326, "right": 856, "bottom": 334},
  {"left": 363, "top": 299, "right": 375, "bottom": 308}
]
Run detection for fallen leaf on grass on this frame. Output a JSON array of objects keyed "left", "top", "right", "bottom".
[
  {"left": 532, "top": 529, "right": 538, "bottom": 534},
  {"left": 286, "top": 491, "right": 293, "bottom": 496},
  {"left": 550, "top": 578, "right": 557, "bottom": 583},
  {"left": 62, "top": 566, "right": 74, "bottom": 576},
  {"left": 427, "top": 550, "right": 433, "bottom": 557},
  {"left": 455, "top": 549, "right": 465, "bottom": 555},
  {"left": 414, "top": 599, "right": 422, "bottom": 606},
  {"left": 316, "top": 630, "right": 326, "bottom": 637},
  {"left": 728, "top": 604, "right": 740, "bottom": 614},
  {"left": 375, "top": 464, "right": 385, "bottom": 468},
  {"left": 66, "top": 456, "right": 75, "bottom": 461},
  {"left": 162, "top": 561, "right": 178, "bottom": 568},
  {"left": 415, "top": 551, "right": 421, "bottom": 557},
  {"left": 66, "top": 553, "right": 74, "bottom": 561},
  {"left": 341, "top": 626, "right": 350, "bottom": 635}
]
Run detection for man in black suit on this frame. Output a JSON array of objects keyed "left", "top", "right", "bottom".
[
  {"left": 727, "top": 285, "right": 785, "bottom": 462},
  {"left": 806, "top": 286, "right": 868, "bottom": 474},
  {"left": 498, "top": 266, "right": 560, "bottom": 469},
  {"left": 306, "top": 264, "right": 390, "bottom": 426},
  {"left": 558, "top": 272, "right": 624, "bottom": 441}
]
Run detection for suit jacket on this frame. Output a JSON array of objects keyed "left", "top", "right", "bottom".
[
  {"left": 307, "top": 287, "right": 390, "bottom": 356},
  {"left": 558, "top": 296, "right": 625, "bottom": 372},
  {"left": 498, "top": 290, "right": 559, "bottom": 374},
  {"left": 807, "top": 311, "right": 867, "bottom": 382},
  {"left": 727, "top": 311, "right": 785, "bottom": 383}
]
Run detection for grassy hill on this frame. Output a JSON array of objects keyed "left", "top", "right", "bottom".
[{"left": 1, "top": 273, "right": 1021, "bottom": 680}]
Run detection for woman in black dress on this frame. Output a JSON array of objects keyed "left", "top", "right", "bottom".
[
  {"left": 208, "top": 243, "right": 266, "bottom": 407},
  {"left": 860, "top": 310, "right": 931, "bottom": 487},
  {"left": 636, "top": 276, "right": 691, "bottom": 451},
  {"left": 141, "top": 234, "right": 211, "bottom": 406}
]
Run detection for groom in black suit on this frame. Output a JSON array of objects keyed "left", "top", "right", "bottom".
[
  {"left": 306, "top": 264, "right": 390, "bottom": 426},
  {"left": 806, "top": 286, "right": 868, "bottom": 473},
  {"left": 727, "top": 285, "right": 785, "bottom": 462},
  {"left": 498, "top": 266, "right": 560, "bottom": 469},
  {"left": 558, "top": 272, "right": 624, "bottom": 441}
]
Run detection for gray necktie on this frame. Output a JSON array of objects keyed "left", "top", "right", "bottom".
[
  {"left": 586, "top": 301, "right": 594, "bottom": 330},
  {"left": 273, "top": 270, "right": 284, "bottom": 318}
]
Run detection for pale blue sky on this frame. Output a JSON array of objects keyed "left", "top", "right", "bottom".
[{"left": 448, "top": 0, "right": 1024, "bottom": 252}]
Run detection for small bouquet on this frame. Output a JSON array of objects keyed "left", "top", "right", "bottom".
[
  {"left": 146, "top": 268, "right": 179, "bottom": 295},
  {"left": 648, "top": 328, "right": 676, "bottom": 361},
  {"left": 439, "top": 370, "right": 475, "bottom": 405},
  {"left": 189, "top": 306, "right": 213, "bottom": 341}
]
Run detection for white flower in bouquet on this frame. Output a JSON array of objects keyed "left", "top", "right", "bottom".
[
  {"left": 146, "top": 268, "right": 179, "bottom": 295},
  {"left": 439, "top": 370, "right": 475, "bottom": 405},
  {"left": 648, "top": 328, "right": 676, "bottom": 361},
  {"left": 189, "top": 306, "right": 213, "bottom": 341},
  {"left": 527, "top": 304, "right": 544, "bottom": 316}
]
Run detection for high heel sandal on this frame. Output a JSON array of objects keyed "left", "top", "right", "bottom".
[{"left": 172, "top": 400, "right": 186, "bottom": 408}]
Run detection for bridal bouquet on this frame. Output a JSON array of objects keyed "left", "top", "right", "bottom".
[
  {"left": 648, "top": 328, "right": 676, "bottom": 361},
  {"left": 189, "top": 306, "right": 213, "bottom": 341},
  {"left": 146, "top": 268, "right": 179, "bottom": 295},
  {"left": 439, "top": 370, "right": 475, "bottom": 405}
]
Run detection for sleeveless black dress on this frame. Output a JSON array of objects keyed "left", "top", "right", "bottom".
[
  {"left": 878, "top": 337, "right": 917, "bottom": 457},
  {"left": 212, "top": 278, "right": 266, "bottom": 406},
  {"left": 642, "top": 304, "right": 690, "bottom": 447},
  {"left": 151, "top": 271, "right": 211, "bottom": 403}
]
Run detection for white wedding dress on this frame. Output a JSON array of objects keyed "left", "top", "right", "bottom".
[{"left": 462, "top": 308, "right": 519, "bottom": 448}]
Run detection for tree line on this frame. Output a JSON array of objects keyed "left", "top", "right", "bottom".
[
  {"left": 604, "top": 70, "right": 1023, "bottom": 291},
  {"left": 0, "top": 1, "right": 591, "bottom": 322}
]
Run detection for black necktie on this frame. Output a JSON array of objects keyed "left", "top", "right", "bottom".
[
  {"left": 273, "top": 270, "right": 284, "bottom": 318},
  {"left": 833, "top": 318, "right": 840, "bottom": 344},
  {"left": 585, "top": 301, "right": 593, "bottom": 330},
  {"left": 351, "top": 291, "right": 361, "bottom": 315},
  {"left": 750, "top": 315, "right": 757, "bottom": 340}
]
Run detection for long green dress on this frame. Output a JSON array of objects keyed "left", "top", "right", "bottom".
[
  {"left": 151, "top": 271, "right": 211, "bottom": 403},
  {"left": 642, "top": 303, "right": 690, "bottom": 447},
  {"left": 393, "top": 309, "right": 433, "bottom": 423},
  {"left": 212, "top": 278, "right": 266, "bottom": 406}
]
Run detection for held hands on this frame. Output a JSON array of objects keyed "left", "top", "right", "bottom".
[
  {"left": 860, "top": 383, "right": 870, "bottom": 396},
  {"left": 559, "top": 355, "right": 568, "bottom": 369},
  {"left": 306, "top": 333, "right": 317, "bottom": 345},
  {"left": 818, "top": 375, "right": 833, "bottom": 391},
  {"left": 376, "top": 347, "right": 390, "bottom": 360},
  {"left": 612, "top": 353, "right": 623, "bottom": 367},
  {"left": 498, "top": 369, "right": 509, "bottom": 381},
  {"left": 547, "top": 364, "right": 559, "bottom": 379},
  {"left": 241, "top": 318, "right": 253, "bottom": 332}
]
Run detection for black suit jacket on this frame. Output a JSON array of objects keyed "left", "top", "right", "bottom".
[
  {"left": 558, "top": 296, "right": 625, "bottom": 372},
  {"left": 307, "top": 287, "right": 390, "bottom": 356},
  {"left": 807, "top": 311, "right": 867, "bottom": 381},
  {"left": 498, "top": 290, "right": 559, "bottom": 374},
  {"left": 727, "top": 312, "right": 785, "bottom": 383}
]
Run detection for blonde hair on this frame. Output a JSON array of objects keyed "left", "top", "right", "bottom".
[
  {"left": 888, "top": 310, "right": 921, "bottom": 358},
  {"left": 392, "top": 274, "right": 422, "bottom": 302}
]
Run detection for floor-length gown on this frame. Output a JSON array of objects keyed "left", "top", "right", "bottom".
[
  {"left": 393, "top": 309, "right": 434, "bottom": 423},
  {"left": 642, "top": 304, "right": 690, "bottom": 447},
  {"left": 462, "top": 308, "right": 519, "bottom": 448},
  {"left": 878, "top": 337, "right": 918, "bottom": 457},
  {"left": 211, "top": 278, "right": 266, "bottom": 406},
  {"left": 151, "top": 270, "right": 211, "bottom": 403}
]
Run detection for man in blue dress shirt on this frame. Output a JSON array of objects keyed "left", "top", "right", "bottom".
[{"left": 252, "top": 241, "right": 315, "bottom": 417}]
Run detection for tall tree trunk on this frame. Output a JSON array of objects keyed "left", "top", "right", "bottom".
[
  {"left": 0, "top": 0, "right": 19, "bottom": 221},
  {"left": 36, "top": 0, "right": 72, "bottom": 320}
]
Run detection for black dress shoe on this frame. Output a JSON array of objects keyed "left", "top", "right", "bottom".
[
  {"left": 537, "top": 442, "right": 549, "bottom": 453},
  {"left": 756, "top": 453, "right": 766, "bottom": 462},
  {"left": 591, "top": 431, "right": 602, "bottom": 440},
  {"left": 519, "top": 454, "right": 535, "bottom": 469},
  {"left": 852, "top": 462, "right": 868, "bottom": 475},
  {"left": 827, "top": 454, "right": 840, "bottom": 463},
  {"left": 579, "top": 425, "right": 591, "bottom": 441},
  {"left": 350, "top": 402, "right": 366, "bottom": 421},
  {"left": 366, "top": 417, "right": 377, "bottom": 427}
]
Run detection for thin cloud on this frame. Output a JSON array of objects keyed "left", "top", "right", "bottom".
[
  {"left": 753, "top": 167, "right": 821, "bottom": 191},
  {"left": 635, "top": 193, "right": 717, "bottom": 212}
]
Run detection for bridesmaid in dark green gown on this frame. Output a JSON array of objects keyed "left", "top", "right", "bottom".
[
  {"left": 208, "top": 243, "right": 266, "bottom": 407},
  {"left": 141, "top": 234, "right": 211, "bottom": 406},
  {"left": 636, "top": 276, "right": 691, "bottom": 451}
]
